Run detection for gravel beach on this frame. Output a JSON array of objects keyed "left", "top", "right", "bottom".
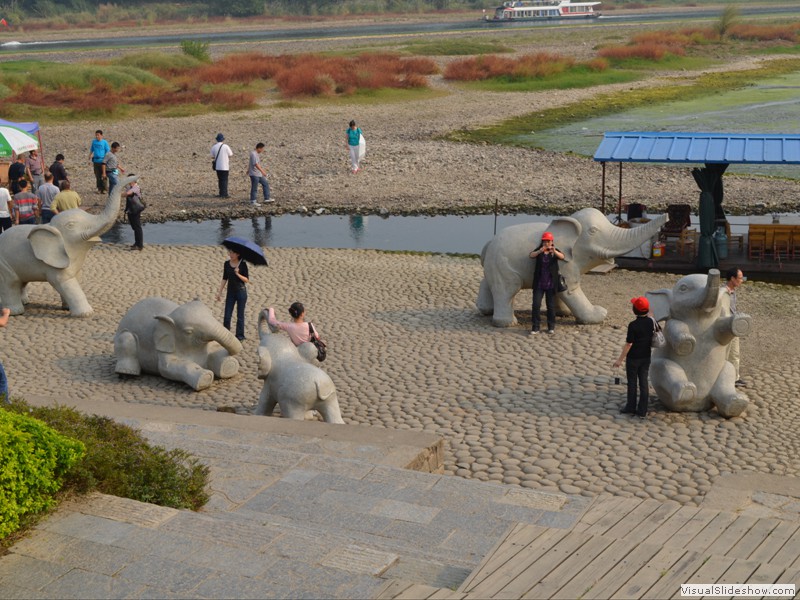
[
  {"left": 5, "top": 244, "right": 798, "bottom": 506},
  {"left": 25, "top": 24, "right": 800, "bottom": 223}
]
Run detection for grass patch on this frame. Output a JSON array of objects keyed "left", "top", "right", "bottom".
[
  {"left": 462, "top": 66, "right": 640, "bottom": 92},
  {"left": 0, "top": 60, "right": 166, "bottom": 90},
  {"left": 602, "top": 55, "right": 716, "bottom": 72},
  {"left": 403, "top": 38, "right": 514, "bottom": 56},
  {"left": 444, "top": 57, "right": 800, "bottom": 146}
]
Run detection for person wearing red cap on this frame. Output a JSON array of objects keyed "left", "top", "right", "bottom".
[
  {"left": 528, "top": 231, "right": 565, "bottom": 335},
  {"left": 613, "top": 296, "right": 657, "bottom": 417}
]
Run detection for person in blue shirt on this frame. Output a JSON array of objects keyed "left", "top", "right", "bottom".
[
  {"left": 346, "top": 120, "right": 363, "bottom": 174},
  {"left": 89, "top": 129, "right": 110, "bottom": 194}
]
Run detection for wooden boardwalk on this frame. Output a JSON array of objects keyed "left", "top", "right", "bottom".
[{"left": 375, "top": 496, "right": 800, "bottom": 599}]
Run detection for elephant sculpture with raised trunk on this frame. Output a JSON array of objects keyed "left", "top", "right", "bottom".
[
  {"left": 477, "top": 208, "right": 667, "bottom": 327},
  {"left": 646, "top": 269, "right": 750, "bottom": 418},
  {"left": 0, "top": 176, "right": 137, "bottom": 317}
]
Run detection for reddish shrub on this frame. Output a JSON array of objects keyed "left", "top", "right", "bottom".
[
  {"left": 444, "top": 52, "right": 578, "bottom": 81},
  {"left": 598, "top": 42, "right": 685, "bottom": 61},
  {"left": 729, "top": 24, "right": 799, "bottom": 42},
  {"left": 197, "top": 52, "right": 281, "bottom": 84}
]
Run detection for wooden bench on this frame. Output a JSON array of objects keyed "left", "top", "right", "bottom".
[{"left": 748, "top": 224, "right": 800, "bottom": 261}]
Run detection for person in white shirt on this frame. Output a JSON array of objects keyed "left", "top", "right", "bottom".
[
  {"left": 0, "top": 179, "right": 13, "bottom": 233},
  {"left": 211, "top": 133, "right": 233, "bottom": 199}
]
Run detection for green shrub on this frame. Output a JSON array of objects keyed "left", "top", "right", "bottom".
[
  {"left": 180, "top": 40, "right": 212, "bottom": 63},
  {"left": 0, "top": 409, "right": 85, "bottom": 538},
  {"left": 2, "top": 401, "right": 209, "bottom": 512}
]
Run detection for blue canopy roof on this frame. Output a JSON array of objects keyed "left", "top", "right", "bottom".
[{"left": 594, "top": 132, "right": 800, "bottom": 165}]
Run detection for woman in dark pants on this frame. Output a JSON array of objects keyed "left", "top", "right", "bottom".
[
  {"left": 124, "top": 176, "right": 144, "bottom": 250},
  {"left": 528, "top": 231, "right": 565, "bottom": 335},
  {"left": 613, "top": 296, "right": 656, "bottom": 418},
  {"left": 215, "top": 249, "right": 249, "bottom": 341}
]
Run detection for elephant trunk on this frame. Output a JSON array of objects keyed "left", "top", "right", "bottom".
[
  {"left": 600, "top": 214, "right": 667, "bottom": 259},
  {"left": 85, "top": 175, "right": 139, "bottom": 241},
  {"left": 699, "top": 268, "right": 721, "bottom": 310},
  {"left": 210, "top": 321, "right": 243, "bottom": 356}
]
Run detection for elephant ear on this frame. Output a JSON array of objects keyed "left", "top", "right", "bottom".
[
  {"left": 546, "top": 216, "right": 581, "bottom": 263},
  {"left": 646, "top": 289, "right": 672, "bottom": 321},
  {"left": 28, "top": 226, "right": 69, "bottom": 269},
  {"left": 154, "top": 316, "right": 176, "bottom": 353}
]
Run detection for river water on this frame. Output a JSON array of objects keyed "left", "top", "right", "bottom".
[{"left": 100, "top": 212, "right": 799, "bottom": 254}]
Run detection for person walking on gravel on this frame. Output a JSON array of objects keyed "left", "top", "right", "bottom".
[
  {"left": 211, "top": 133, "right": 233, "bottom": 198},
  {"left": 248, "top": 142, "right": 272, "bottom": 207},
  {"left": 101, "top": 142, "right": 124, "bottom": 194},
  {"left": 89, "top": 130, "right": 110, "bottom": 194},
  {"left": 346, "top": 120, "right": 364, "bottom": 174}
]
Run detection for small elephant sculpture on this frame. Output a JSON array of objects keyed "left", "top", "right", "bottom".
[
  {"left": 477, "top": 208, "right": 667, "bottom": 327},
  {"left": 646, "top": 269, "right": 750, "bottom": 418},
  {"left": 0, "top": 176, "right": 136, "bottom": 316},
  {"left": 255, "top": 310, "right": 343, "bottom": 424},
  {"left": 115, "top": 297, "right": 243, "bottom": 391}
]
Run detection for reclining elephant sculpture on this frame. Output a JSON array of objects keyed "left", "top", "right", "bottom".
[
  {"left": 646, "top": 269, "right": 750, "bottom": 418},
  {"left": 477, "top": 208, "right": 666, "bottom": 327},
  {"left": 255, "top": 310, "right": 344, "bottom": 423},
  {"left": 115, "top": 297, "right": 243, "bottom": 391},
  {"left": 0, "top": 175, "right": 136, "bottom": 317}
]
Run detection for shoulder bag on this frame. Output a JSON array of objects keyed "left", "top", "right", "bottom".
[
  {"left": 557, "top": 274, "right": 568, "bottom": 293},
  {"left": 651, "top": 317, "right": 666, "bottom": 349},
  {"left": 308, "top": 322, "right": 327, "bottom": 362},
  {"left": 128, "top": 190, "right": 146, "bottom": 214},
  {"left": 212, "top": 145, "right": 221, "bottom": 171}
]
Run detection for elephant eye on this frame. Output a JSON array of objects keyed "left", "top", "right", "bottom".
[
  {"left": 588, "top": 226, "right": 599, "bottom": 235},
  {"left": 183, "top": 327, "right": 194, "bottom": 335},
  {"left": 678, "top": 284, "right": 688, "bottom": 292}
]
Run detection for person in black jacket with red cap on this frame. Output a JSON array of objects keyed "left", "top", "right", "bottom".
[
  {"left": 614, "top": 296, "right": 656, "bottom": 418},
  {"left": 528, "top": 231, "right": 565, "bottom": 335}
]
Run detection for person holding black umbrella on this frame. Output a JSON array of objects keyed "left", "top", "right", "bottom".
[{"left": 215, "top": 248, "right": 250, "bottom": 341}]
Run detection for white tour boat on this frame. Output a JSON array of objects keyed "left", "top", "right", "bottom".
[{"left": 485, "top": 0, "right": 601, "bottom": 22}]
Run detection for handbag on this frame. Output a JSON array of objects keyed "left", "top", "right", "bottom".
[
  {"left": 651, "top": 317, "right": 666, "bottom": 349},
  {"left": 212, "top": 145, "right": 221, "bottom": 171},
  {"left": 557, "top": 274, "right": 567, "bottom": 293},
  {"left": 128, "top": 192, "right": 145, "bottom": 214},
  {"left": 308, "top": 322, "right": 327, "bottom": 362}
]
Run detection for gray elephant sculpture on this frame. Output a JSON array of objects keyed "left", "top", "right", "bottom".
[
  {"left": 477, "top": 208, "right": 666, "bottom": 327},
  {"left": 115, "top": 297, "right": 243, "bottom": 391},
  {"left": 646, "top": 269, "right": 750, "bottom": 418},
  {"left": 0, "top": 175, "right": 136, "bottom": 317},
  {"left": 255, "top": 310, "right": 344, "bottom": 423}
]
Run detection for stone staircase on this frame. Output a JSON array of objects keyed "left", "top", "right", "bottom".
[{"left": 0, "top": 397, "right": 590, "bottom": 599}]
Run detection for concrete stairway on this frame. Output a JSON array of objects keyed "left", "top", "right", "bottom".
[{"left": 0, "top": 397, "right": 591, "bottom": 599}]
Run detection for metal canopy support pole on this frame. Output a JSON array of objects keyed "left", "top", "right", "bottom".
[
  {"left": 617, "top": 162, "right": 623, "bottom": 221},
  {"left": 600, "top": 161, "right": 606, "bottom": 213}
]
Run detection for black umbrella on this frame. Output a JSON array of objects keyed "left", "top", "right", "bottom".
[{"left": 222, "top": 236, "right": 268, "bottom": 266}]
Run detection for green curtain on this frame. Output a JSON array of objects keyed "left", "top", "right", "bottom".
[{"left": 691, "top": 165, "right": 725, "bottom": 269}]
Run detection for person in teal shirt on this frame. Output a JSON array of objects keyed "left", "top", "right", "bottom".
[
  {"left": 90, "top": 129, "right": 111, "bottom": 194},
  {"left": 346, "top": 120, "right": 363, "bottom": 173}
]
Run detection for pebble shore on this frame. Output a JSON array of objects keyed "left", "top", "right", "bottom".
[{"left": 6, "top": 244, "right": 798, "bottom": 506}]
